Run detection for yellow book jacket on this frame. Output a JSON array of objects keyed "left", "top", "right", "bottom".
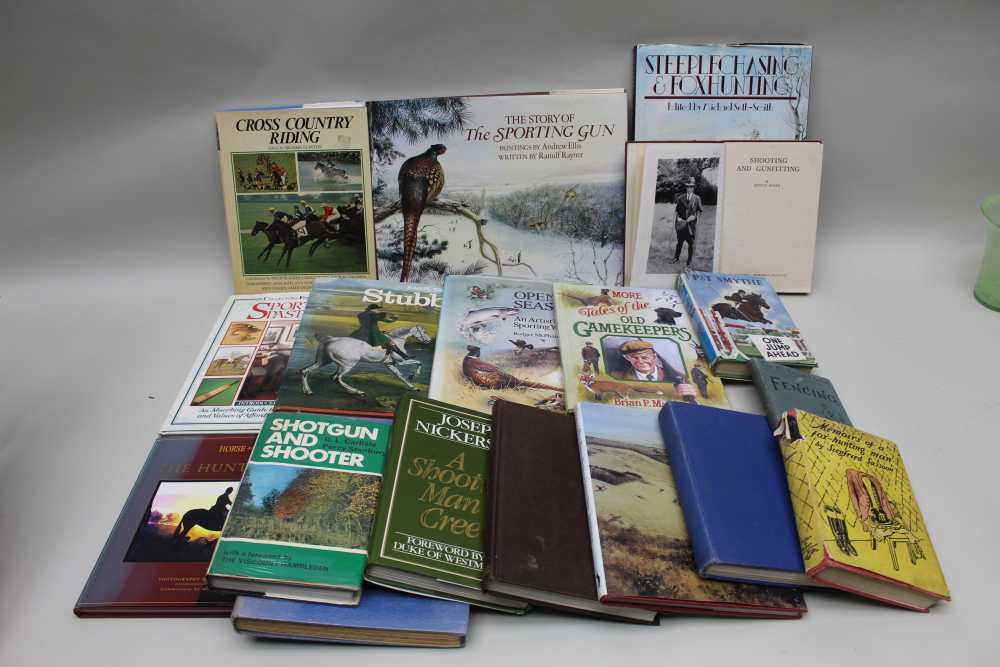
[{"left": 778, "top": 411, "right": 949, "bottom": 599}]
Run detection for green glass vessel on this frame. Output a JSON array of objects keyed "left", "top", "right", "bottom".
[{"left": 975, "top": 194, "right": 1000, "bottom": 311}]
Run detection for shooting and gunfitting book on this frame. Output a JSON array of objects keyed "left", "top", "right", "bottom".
[
  {"left": 776, "top": 411, "right": 950, "bottom": 611},
  {"left": 677, "top": 271, "right": 816, "bottom": 380},
  {"left": 207, "top": 412, "right": 390, "bottom": 606},
  {"left": 428, "top": 276, "right": 564, "bottom": 413},
  {"left": 216, "top": 102, "right": 377, "bottom": 293},
  {"left": 366, "top": 396, "right": 529, "bottom": 613},
  {"left": 162, "top": 293, "right": 306, "bottom": 435}
]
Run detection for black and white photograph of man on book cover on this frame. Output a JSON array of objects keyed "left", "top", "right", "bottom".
[{"left": 645, "top": 158, "right": 720, "bottom": 273}]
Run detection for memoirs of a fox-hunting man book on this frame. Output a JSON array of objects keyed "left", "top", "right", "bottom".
[{"left": 216, "top": 102, "right": 377, "bottom": 293}]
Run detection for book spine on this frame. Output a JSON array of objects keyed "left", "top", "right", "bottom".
[
  {"left": 575, "top": 408, "right": 609, "bottom": 600},
  {"left": 749, "top": 362, "right": 781, "bottom": 429},
  {"left": 658, "top": 407, "right": 719, "bottom": 575},
  {"left": 676, "top": 274, "right": 721, "bottom": 367},
  {"left": 483, "top": 401, "right": 505, "bottom": 588}
]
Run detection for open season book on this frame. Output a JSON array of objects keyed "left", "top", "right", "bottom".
[{"left": 367, "top": 90, "right": 627, "bottom": 285}]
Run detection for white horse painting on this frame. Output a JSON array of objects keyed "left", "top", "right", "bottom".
[{"left": 300, "top": 325, "right": 432, "bottom": 397}]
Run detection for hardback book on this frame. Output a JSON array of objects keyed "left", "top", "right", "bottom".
[
  {"left": 274, "top": 278, "right": 442, "bottom": 418},
  {"left": 776, "top": 410, "right": 950, "bottom": 611},
  {"left": 750, "top": 359, "right": 851, "bottom": 429},
  {"left": 553, "top": 282, "right": 728, "bottom": 412},
  {"left": 231, "top": 588, "right": 470, "bottom": 648},
  {"left": 206, "top": 412, "right": 390, "bottom": 605},
  {"left": 216, "top": 101, "right": 377, "bottom": 293},
  {"left": 576, "top": 402, "right": 806, "bottom": 617},
  {"left": 161, "top": 293, "right": 306, "bottom": 434},
  {"left": 428, "top": 276, "right": 564, "bottom": 413},
  {"left": 74, "top": 434, "right": 254, "bottom": 616},
  {"left": 676, "top": 271, "right": 816, "bottom": 380},
  {"left": 659, "top": 402, "right": 812, "bottom": 588},
  {"left": 627, "top": 141, "right": 823, "bottom": 293},
  {"left": 367, "top": 90, "right": 627, "bottom": 285},
  {"left": 366, "top": 396, "right": 529, "bottom": 613},
  {"left": 485, "top": 400, "right": 657, "bottom": 623},
  {"left": 634, "top": 43, "right": 813, "bottom": 141}
]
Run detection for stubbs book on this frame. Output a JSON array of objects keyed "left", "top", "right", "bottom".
[
  {"left": 428, "top": 276, "right": 564, "bottom": 413},
  {"left": 274, "top": 279, "right": 442, "bottom": 418},
  {"left": 677, "top": 271, "right": 816, "bottom": 380},
  {"left": 207, "top": 412, "right": 390, "bottom": 605},
  {"left": 162, "top": 293, "right": 306, "bottom": 434},
  {"left": 777, "top": 411, "right": 950, "bottom": 611},
  {"left": 553, "top": 283, "right": 728, "bottom": 412},
  {"left": 366, "top": 397, "right": 528, "bottom": 613},
  {"left": 368, "top": 91, "right": 627, "bottom": 285},
  {"left": 75, "top": 434, "right": 254, "bottom": 616},
  {"left": 216, "top": 102, "right": 377, "bottom": 293},
  {"left": 634, "top": 43, "right": 812, "bottom": 141}
]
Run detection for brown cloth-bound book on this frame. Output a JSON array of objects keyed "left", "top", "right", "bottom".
[{"left": 484, "top": 401, "right": 657, "bottom": 624}]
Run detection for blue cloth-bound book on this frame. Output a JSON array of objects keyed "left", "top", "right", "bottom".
[
  {"left": 231, "top": 588, "right": 469, "bottom": 648},
  {"left": 658, "top": 402, "right": 812, "bottom": 588}
]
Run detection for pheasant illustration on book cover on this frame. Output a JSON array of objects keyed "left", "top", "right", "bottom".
[{"left": 367, "top": 92, "right": 627, "bottom": 285}]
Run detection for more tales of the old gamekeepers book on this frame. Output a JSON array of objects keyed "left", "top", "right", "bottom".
[
  {"left": 485, "top": 400, "right": 657, "bottom": 624},
  {"left": 634, "top": 44, "right": 812, "bottom": 141},
  {"left": 216, "top": 102, "right": 377, "bottom": 293},
  {"left": 75, "top": 435, "right": 254, "bottom": 616},
  {"left": 677, "top": 271, "right": 816, "bottom": 380},
  {"left": 366, "top": 397, "right": 529, "bottom": 613},
  {"left": 367, "top": 90, "right": 627, "bottom": 285},
  {"left": 750, "top": 359, "right": 851, "bottom": 429},
  {"left": 576, "top": 402, "right": 806, "bottom": 618},
  {"left": 776, "top": 411, "right": 950, "bottom": 611},
  {"left": 162, "top": 293, "right": 306, "bottom": 435},
  {"left": 274, "top": 278, "right": 442, "bottom": 418},
  {"left": 554, "top": 282, "right": 727, "bottom": 412},
  {"left": 207, "top": 412, "right": 390, "bottom": 606},
  {"left": 429, "top": 276, "right": 564, "bottom": 413}
]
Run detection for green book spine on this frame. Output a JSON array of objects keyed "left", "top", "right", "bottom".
[
  {"left": 207, "top": 412, "right": 390, "bottom": 590},
  {"left": 368, "top": 396, "right": 491, "bottom": 589}
]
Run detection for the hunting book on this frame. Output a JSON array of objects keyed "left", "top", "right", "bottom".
[
  {"left": 633, "top": 43, "right": 812, "bottom": 141},
  {"left": 74, "top": 434, "right": 254, "bottom": 617},
  {"left": 658, "top": 402, "right": 812, "bottom": 588},
  {"left": 677, "top": 271, "right": 816, "bottom": 380},
  {"left": 162, "top": 292, "right": 306, "bottom": 435},
  {"left": 485, "top": 400, "right": 657, "bottom": 624},
  {"left": 274, "top": 278, "right": 442, "bottom": 418},
  {"left": 776, "top": 411, "right": 950, "bottom": 611},
  {"left": 429, "top": 276, "right": 564, "bottom": 413},
  {"left": 231, "top": 587, "right": 470, "bottom": 648},
  {"left": 206, "top": 412, "right": 390, "bottom": 606},
  {"left": 216, "top": 101, "right": 377, "bottom": 293},
  {"left": 576, "top": 402, "right": 807, "bottom": 618},
  {"left": 554, "top": 282, "right": 728, "bottom": 412},
  {"left": 365, "top": 396, "right": 528, "bottom": 613},
  {"left": 750, "top": 359, "right": 851, "bottom": 429}
]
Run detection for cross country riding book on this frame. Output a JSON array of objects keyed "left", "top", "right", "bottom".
[
  {"left": 428, "top": 276, "right": 564, "bottom": 413},
  {"left": 274, "top": 278, "right": 442, "bottom": 418},
  {"left": 659, "top": 402, "right": 813, "bottom": 588},
  {"left": 161, "top": 293, "right": 307, "bottom": 435},
  {"left": 231, "top": 588, "right": 470, "bottom": 648},
  {"left": 365, "top": 396, "right": 529, "bottom": 613},
  {"left": 575, "top": 402, "right": 806, "bottom": 618},
  {"left": 485, "top": 400, "right": 657, "bottom": 624},
  {"left": 677, "top": 271, "right": 816, "bottom": 380},
  {"left": 216, "top": 101, "right": 377, "bottom": 293},
  {"left": 367, "top": 90, "right": 627, "bottom": 285},
  {"left": 553, "top": 282, "right": 728, "bottom": 412},
  {"left": 776, "top": 410, "right": 950, "bottom": 611},
  {"left": 634, "top": 43, "right": 812, "bottom": 141},
  {"left": 750, "top": 359, "right": 851, "bottom": 429},
  {"left": 626, "top": 141, "right": 823, "bottom": 293},
  {"left": 74, "top": 434, "right": 255, "bottom": 617},
  {"left": 206, "top": 412, "right": 390, "bottom": 606}
]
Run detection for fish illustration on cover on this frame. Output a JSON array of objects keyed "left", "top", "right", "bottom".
[
  {"left": 428, "top": 276, "right": 564, "bottom": 413},
  {"left": 554, "top": 283, "right": 727, "bottom": 412}
]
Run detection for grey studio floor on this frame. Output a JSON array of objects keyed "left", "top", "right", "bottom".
[{"left": 1, "top": 2, "right": 998, "bottom": 666}]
